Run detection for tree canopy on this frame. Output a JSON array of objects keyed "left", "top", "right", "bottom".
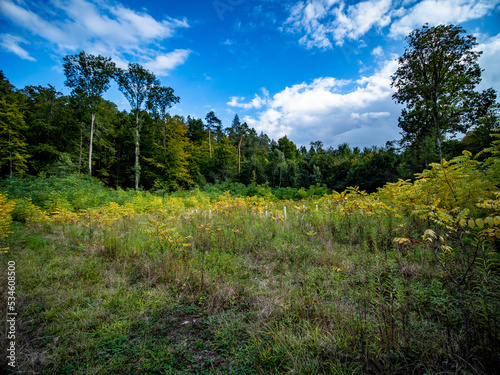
[
  {"left": 116, "top": 63, "right": 159, "bottom": 190},
  {"left": 63, "top": 51, "right": 116, "bottom": 176},
  {"left": 391, "top": 24, "right": 489, "bottom": 160},
  {"left": 1, "top": 25, "right": 498, "bottom": 192}
]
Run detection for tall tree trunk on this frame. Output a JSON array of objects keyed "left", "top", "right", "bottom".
[
  {"left": 162, "top": 117, "right": 167, "bottom": 181},
  {"left": 208, "top": 128, "right": 212, "bottom": 158},
  {"left": 162, "top": 119, "right": 167, "bottom": 150},
  {"left": 431, "top": 92, "right": 443, "bottom": 161},
  {"left": 89, "top": 112, "right": 95, "bottom": 176},
  {"left": 8, "top": 130, "right": 12, "bottom": 180},
  {"left": 135, "top": 110, "right": 140, "bottom": 190},
  {"left": 78, "top": 125, "right": 83, "bottom": 175},
  {"left": 436, "top": 132, "right": 443, "bottom": 161},
  {"left": 238, "top": 135, "right": 243, "bottom": 175}
]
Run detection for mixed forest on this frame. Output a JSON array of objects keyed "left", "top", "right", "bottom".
[{"left": 1, "top": 24, "right": 500, "bottom": 374}]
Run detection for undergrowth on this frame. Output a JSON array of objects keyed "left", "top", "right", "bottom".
[{"left": 1, "top": 146, "right": 499, "bottom": 374}]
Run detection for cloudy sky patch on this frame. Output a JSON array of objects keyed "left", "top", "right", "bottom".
[{"left": 1, "top": 0, "right": 498, "bottom": 148}]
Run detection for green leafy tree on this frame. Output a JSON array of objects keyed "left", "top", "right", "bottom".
[
  {"left": 462, "top": 88, "right": 499, "bottom": 157},
  {"left": 116, "top": 63, "right": 159, "bottom": 190},
  {"left": 146, "top": 85, "right": 180, "bottom": 150},
  {"left": 213, "top": 136, "right": 237, "bottom": 182},
  {"left": 0, "top": 98, "right": 29, "bottom": 178},
  {"left": 242, "top": 148, "right": 269, "bottom": 185},
  {"left": 63, "top": 51, "right": 116, "bottom": 176},
  {"left": 268, "top": 149, "right": 286, "bottom": 187},
  {"left": 91, "top": 99, "right": 129, "bottom": 185},
  {"left": 228, "top": 114, "right": 250, "bottom": 176},
  {"left": 391, "top": 24, "right": 487, "bottom": 160},
  {"left": 205, "top": 111, "right": 222, "bottom": 158},
  {"left": 145, "top": 114, "right": 193, "bottom": 191},
  {"left": 0, "top": 72, "right": 29, "bottom": 178},
  {"left": 311, "top": 164, "right": 323, "bottom": 185},
  {"left": 186, "top": 116, "right": 206, "bottom": 144},
  {"left": 21, "top": 85, "right": 79, "bottom": 175},
  {"left": 277, "top": 136, "right": 299, "bottom": 160}
]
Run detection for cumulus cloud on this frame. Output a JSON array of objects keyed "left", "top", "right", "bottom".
[
  {"left": 239, "top": 59, "right": 402, "bottom": 147},
  {"left": 0, "top": 34, "right": 36, "bottom": 61},
  {"left": 228, "top": 89, "right": 270, "bottom": 110},
  {"left": 284, "top": 0, "right": 393, "bottom": 49},
  {"left": 389, "top": 0, "right": 500, "bottom": 37},
  {"left": 0, "top": 0, "right": 190, "bottom": 75},
  {"left": 143, "top": 49, "right": 192, "bottom": 76},
  {"left": 371, "top": 45, "right": 384, "bottom": 57},
  {"left": 283, "top": 0, "right": 500, "bottom": 49}
]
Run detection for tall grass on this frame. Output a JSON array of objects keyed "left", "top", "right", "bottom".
[{"left": 1, "top": 154, "right": 499, "bottom": 373}]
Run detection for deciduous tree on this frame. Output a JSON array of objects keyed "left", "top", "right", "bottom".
[
  {"left": 116, "top": 63, "right": 159, "bottom": 190},
  {"left": 391, "top": 24, "right": 488, "bottom": 160},
  {"left": 146, "top": 85, "right": 180, "bottom": 150},
  {"left": 63, "top": 51, "right": 116, "bottom": 176},
  {"left": 0, "top": 98, "right": 29, "bottom": 178}
]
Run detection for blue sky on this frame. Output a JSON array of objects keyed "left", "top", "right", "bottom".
[{"left": 1, "top": 0, "right": 499, "bottom": 149}]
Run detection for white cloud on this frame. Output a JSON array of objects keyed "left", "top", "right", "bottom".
[
  {"left": 0, "top": 34, "right": 36, "bottom": 61},
  {"left": 476, "top": 33, "right": 500, "bottom": 92},
  {"left": 351, "top": 111, "right": 391, "bottom": 120},
  {"left": 330, "top": 0, "right": 392, "bottom": 44},
  {"left": 283, "top": 0, "right": 393, "bottom": 49},
  {"left": 389, "top": 0, "right": 500, "bottom": 37},
  {"left": 143, "top": 49, "right": 191, "bottom": 76},
  {"left": 228, "top": 89, "right": 270, "bottom": 110},
  {"left": 371, "top": 45, "right": 384, "bottom": 57},
  {"left": 240, "top": 59, "right": 402, "bottom": 147},
  {"left": 284, "top": 0, "right": 500, "bottom": 50},
  {"left": 228, "top": 95, "right": 268, "bottom": 110},
  {"left": 0, "top": 0, "right": 190, "bottom": 74},
  {"left": 0, "top": 0, "right": 72, "bottom": 48}
]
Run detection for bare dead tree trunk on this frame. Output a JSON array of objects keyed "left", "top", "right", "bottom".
[
  {"left": 135, "top": 110, "right": 140, "bottom": 190},
  {"left": 78, "top": 124, "right": 83, "bottom": 174},
  {"left": 89, "top": 112, "right": 95, "bottom": 176}
]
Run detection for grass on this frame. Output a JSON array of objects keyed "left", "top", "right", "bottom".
[{"left": 1, "top": 173, "right": 499, "bottom": 374}]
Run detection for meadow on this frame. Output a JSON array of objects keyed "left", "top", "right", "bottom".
[{"left": 1, "top": 147, "right": 499, "bottom": 374}]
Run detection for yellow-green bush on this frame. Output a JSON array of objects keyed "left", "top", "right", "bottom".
[
  {"left": 10, "top": 197, "right": 48, "bottom": 224},
  {"left": 0, "top": 193, "right": 15, "bottom": 242}
]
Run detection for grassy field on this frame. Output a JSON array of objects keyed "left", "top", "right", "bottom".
[{"left": 1, "top": 151, "right": 500, "bottom": 374}]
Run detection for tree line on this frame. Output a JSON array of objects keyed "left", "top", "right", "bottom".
[{"left": 1, "top": 24, "right": 498, "bottom": 192}]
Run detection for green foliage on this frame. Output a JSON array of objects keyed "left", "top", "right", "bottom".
[
  {"left": 20, "top": 85, "right": 77, "bottom": 175},
  {"left": 145, "top": 114, "right": 193, "bottom": 191},
  {"left": 0, "top": 98, "right": 29, "bottom": 178},
  {"left": 0, "top": 174, "right": 133, "bottom": 211},
  {"left": 2, "top": 137, "right": 500, "bottom": 373},
  {"left": 63, "top": 52, "right": 116, "bottom": 107},
  {"left": 392, "top": 24, "right": 489, "bottom": 160},
  {"left": 212, "top": 136, "right": 238, "bottom": 182},
  {"left": 63, "top": 51, "right": 116, "bottom": 177},
  {"left": 116, "top": 63, "right": 160, "bottom": 190},
  {"left": 2, "top": 24, "right": 500, "bottom": 374},
  {"left": 0, "top": 193, "right": 15, "bottom": 245}
]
